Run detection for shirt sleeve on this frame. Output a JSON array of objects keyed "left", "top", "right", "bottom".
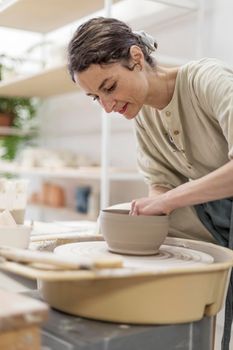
[
  {"left": 192, "top": 58, "right": 233, "bottom": 159},
  {"left": 135, "top": 117, "right": 188, "bottom": 189}
]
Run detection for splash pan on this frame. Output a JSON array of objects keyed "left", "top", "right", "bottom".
[
  {"left": 37, "top": 237, "right": 233, "bottom": 324},
  {"left": 0, "top": 236, "right": 232, "bottom": 324}
]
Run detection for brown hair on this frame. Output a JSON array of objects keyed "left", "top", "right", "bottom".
[{"left": 67, "top": 17, "right": 157, "bottom": 81}]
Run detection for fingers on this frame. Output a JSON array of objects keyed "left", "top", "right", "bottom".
[
  {"left": 129, "top": 197, "right": 159, "bottom": 216},
  {"left": 129, "top": 197, "right": 164, "bottom": 216},
  {"left": 129, "top": 200, "right": 135, "bottom": 215},
  {"left": 129, "top": 200, "right": 139, "bottom": 216}
]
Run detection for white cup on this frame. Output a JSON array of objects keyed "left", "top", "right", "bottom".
[
  {"left": 0, "top": 179, "right": 29, "bottom": 224},
  {"left": 0, "top": 225, "right": 31, "bottom": 249}
]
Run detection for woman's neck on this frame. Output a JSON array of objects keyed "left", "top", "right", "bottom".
[{"left": 145, "top": 66, "right": 179, "bottom": 110}]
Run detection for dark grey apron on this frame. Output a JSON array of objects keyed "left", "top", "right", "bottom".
[{"left": 195, "top": 198, "right": 233, "bottom": 350}]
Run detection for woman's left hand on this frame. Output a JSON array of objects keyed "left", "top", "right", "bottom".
[{"left": 130, "top": 194, "right": 171, "bottom": 216}]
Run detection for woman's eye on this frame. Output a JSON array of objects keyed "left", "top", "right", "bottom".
[
  {"left": 106, "top": 82, "right": 117, "bottom": 93},
  {"left": 93, "top": 95, "right": 99, "bottom": 101}
]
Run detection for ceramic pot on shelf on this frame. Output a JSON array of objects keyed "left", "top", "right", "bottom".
[{"left": 0, "top": 112, "right": 14, "bottom": 127}]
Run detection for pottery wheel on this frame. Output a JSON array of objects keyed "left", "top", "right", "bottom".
[{"left": 54, "top": 241, "right": 214, "bottom": 270}]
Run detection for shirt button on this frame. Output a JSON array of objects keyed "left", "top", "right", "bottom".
[
  {"left": 173, "top": 130, "right": 180, "bottom": 135},
  {"left": 165, "top": 111, "right": 171, "bottom": 116}
]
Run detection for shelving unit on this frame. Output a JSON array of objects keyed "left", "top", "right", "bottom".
[
  {"left": 0, "top": 0, "right": 106, "bottom": 33},
  {"left": 0, "top": 64, "right": 77, "bottom": 97},
  {"left": 0, "top": 126, "right": 35, "bottom": 136},
  {"left": 0, "top": 0, "right": 200, "bottom": 95},
  {"left": 148, "top": 0, "right": 197, "bottom": 10},
  {"left": 0, "top": 0, "right": 198, "bottom": 34},
  {"left": 27, "top": 203, "right": 96, "bottom": 222},
  {"left": 0, "top": 162, "right": 142, "bottom": 181},
  {"left": 0, "top": 0, "right": 198, "bottom": 98},
  {"left": 0, "top": 54, "right": 191, "bottom": 98},
  {"left": 0, "top": 0, "right": 118, "bottom": 97},
  {"left": 0, "top": 0, "right": 201, "bottom": 211}
]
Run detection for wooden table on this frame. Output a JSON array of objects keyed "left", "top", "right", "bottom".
[{"left": 0, "top": 289, "right": 48, "bottom": 350}]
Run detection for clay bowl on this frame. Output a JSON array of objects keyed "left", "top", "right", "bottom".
[
  {"left": 0, "top": 225, "right": 31, "bottom": 249},
  {"left": 99, "top": 209, "right": 169, "bottom": 255}
]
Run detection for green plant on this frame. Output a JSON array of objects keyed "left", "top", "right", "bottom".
[
  {"left": 0, "top": 97, "right": 37, "bottom": 127},
  {"left": 0, "top": 96, "right": 39, "bottom": 160}
]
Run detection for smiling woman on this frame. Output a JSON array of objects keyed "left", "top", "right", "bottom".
[
  {"left": 68, "top": 17, "right": 160, "bottom": 120},
  {"left": 67, "top": 17, "right": 233, "bottom": 348},
  {"left": 67, "top": 16, "right": 233, "bottom": 238},
  {"left": 73, "top": 60, "right": 149, "bottom": 119}
]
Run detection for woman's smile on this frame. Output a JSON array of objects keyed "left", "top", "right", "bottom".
[{"left": 118, "top": 103, "right": 128, "bottom": 114}]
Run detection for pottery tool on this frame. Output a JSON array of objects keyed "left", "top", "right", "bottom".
[{"left": 0, "top": 245, "right": 123, "bottom": 270}]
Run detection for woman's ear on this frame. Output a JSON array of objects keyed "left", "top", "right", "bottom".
[{"left": 129, "top": 45, "right": 144, "bottom": 66}]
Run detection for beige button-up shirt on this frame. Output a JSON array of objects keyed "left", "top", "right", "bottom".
[{"left": 135, "top": 58, "right": 233, "bottom": 188}]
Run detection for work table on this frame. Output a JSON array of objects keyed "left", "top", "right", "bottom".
[
  {"left": 0, "top": 268, "right": 216, "bottom": 350},
  {"left": 29, "top": 290, "right": 214, "bottom": 350},
  {"left": 0, "top": 288, "right": 48, "bottom": 350}
]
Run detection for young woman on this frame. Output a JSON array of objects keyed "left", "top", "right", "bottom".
[
  {"left": 68, "top": 17, "right": 233, "bottom": 348},
  {"left": 68, "top": 16, "right": 233, "bottom": 244}
]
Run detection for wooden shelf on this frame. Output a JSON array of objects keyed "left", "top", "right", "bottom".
[
  {"left": 0, "top": 162, "right": 142, "bottom": 181},
  {"left": 0, "top": 64, "right": 78, "bottom": 97},
  {"left": 0, "top": 0, "right": 197, "bottom": 34},
  {"left": 0, "top": 53, "right": 189, "bottom": 98},
  {"left": 0, "top": 0, "right": 105, "bottom": 33},
  {"left": 148, "top": 0, "right": 197, "bottom": 10},
  {"left": 0, "top": 126, "right": 35, "bottom": 136},
  {"left": 28, "top": 203, "right": 97, "bottom": 221},
  {"left": 0, "top": 0, "right": 192, "bottom": 98}
]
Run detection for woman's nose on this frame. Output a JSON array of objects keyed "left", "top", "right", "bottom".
[{"left": 99, "top": 96, "right": 115, "bottom": 113}]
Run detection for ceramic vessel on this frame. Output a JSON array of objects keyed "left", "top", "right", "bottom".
[
  {"left": 100, "top": 208, "right": 169, "bottom": 255},
  {"left": 0, "top": 225, "right": 31, "bottom": 248}
]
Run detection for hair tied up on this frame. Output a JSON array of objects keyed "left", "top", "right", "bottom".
[
  {"left": 67, "top": 17, "right": 157, "bottom": 76},
  {"left": 133, "top": 30, "right": 158, "bottom": 54}
]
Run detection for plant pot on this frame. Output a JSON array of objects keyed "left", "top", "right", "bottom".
[{"left": 0, "top": 112, "right": 14, "bottom": 127}]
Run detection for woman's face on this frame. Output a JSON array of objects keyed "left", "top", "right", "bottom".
[{"left": 74, "top": 60, "right": 148, "bottom": 120}]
